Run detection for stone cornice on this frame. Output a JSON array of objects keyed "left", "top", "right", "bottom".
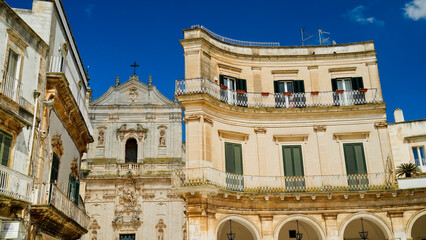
[{"left": 46, "top": 74, "right": 93, "bottom": 154}]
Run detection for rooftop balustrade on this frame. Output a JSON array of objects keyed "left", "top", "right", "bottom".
[
  {"left": 0, "top": 165, "right": 33, "bottom": 203},
  {"left": 172, "top": 167, "right": 394, "bottom": 194},
  {"left": 32, "top": 183, "right": 90, "bottom": 229},
  {"left": 175, "top": 78, "right": 381, "bottom": 108}
]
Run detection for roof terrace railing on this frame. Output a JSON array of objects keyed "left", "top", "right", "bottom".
[
  {"left": 175, "top": 78, "right": 381, "bottom": 108},
  {"left": 191, "top": 25, "right": 280, "bottom": 47}
]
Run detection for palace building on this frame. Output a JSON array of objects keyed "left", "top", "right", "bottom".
[{"left": 173, "top": 26, "right": 426, "bottom": 240}]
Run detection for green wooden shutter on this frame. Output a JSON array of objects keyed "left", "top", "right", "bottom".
[
  {"left": 74, "top": 180, "right": 80, "bottom": 205},
  {"left": 219, "top": 75, "right": 224, "bottom": 86},
  {"left": 236, "top": 79, "right": 247, "bottom": 92},
  {"left": 282, "top": 145, "right": 304, "bottom": 176},
  {"left": 225, "top": 142, "right": 243, "bottom": 174},
  {"left": 331, "top": 78, "right": 338, "bottom": 91},
  {"left": 293, "top": 80, "right": 305, "bottom": 93},
  {"left": 0, "top": 131, "right": 12, "bottom": 167},
  {"left": 351, "top": 77, "right": 364, "bottom": 90},
  {"left": 50, "top": 154, "right": 60, "bottom": 183},
  {"left": 344, "top": 143, "right": 367, "bottom": 174},
  {"left": 274, "top": 81, "right": 280, "bottom": 93}
]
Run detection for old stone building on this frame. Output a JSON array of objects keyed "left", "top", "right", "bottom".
[
  {"left": 173, "top": 26, "right": 426, "bottom": 240},
  {"left": 1, "top": 0, "right": 93, "bottom": 239},
  {"left": 80, "top": 74, "right": 186, "bottom": 240}
]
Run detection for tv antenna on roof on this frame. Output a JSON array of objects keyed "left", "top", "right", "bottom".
[
  {"left": 318, "top": 29, "right": 331, "bottom": 45},
  {"left": 301, "top": 29, "right": 314, "bottom": 46}
]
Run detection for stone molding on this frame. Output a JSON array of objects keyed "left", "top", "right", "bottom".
[
  {"left": 313, "top": 125, "right": 327, "bottom": 132},
  {"left": 116, "top": 124, "right": 147, "bottom": 142},
  {"left": 374, "top": 120, "right": 388, "bottom": 129}
]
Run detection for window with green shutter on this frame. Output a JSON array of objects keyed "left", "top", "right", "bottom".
[
  {"left": 282, "top": 145, "right": 304, "bottom": 177},
  {"left": 282, "top": 145, "right": 306, "bottom": 192},
  {"left": 343, "top": 143, "right": 369, "bottom": 190},
  {"left": 50, "top": 153, "right": 60, "bottom": 184},
  {"left": 225, "top": 142, "right": 243, "bottom": 175},
  {"left": 68, "top": 174, "right": 80, "bottom": 205},
  {"left": 225, "top": 142, "right": 244, "bottom": 191},
  {"left": 0, "top": 130, "right": 12, "bottom": 167}
]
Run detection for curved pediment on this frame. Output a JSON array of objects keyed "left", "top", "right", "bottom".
[{"left": 91, "top": 75, "right": 175, "bottom": 106}]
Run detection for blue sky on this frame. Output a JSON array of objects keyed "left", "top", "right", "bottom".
[{"left": 11, "top": 0, "right": 426, "bottom": 122}]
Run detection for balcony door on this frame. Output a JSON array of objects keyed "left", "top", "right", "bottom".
[
  {"left": 125, "top": 138, "right": 138, "bottom": 163},
  {"left": 282, "top": 145, "right": 305, "bottom": 191},
  {"left": 332, "top": 77, "right": 365, "bottom": 106},
  {"left": 0, "top": 130, "right": 12, "bottom": 167},
  {"left": 343, "top": 143, "right": 369, "bottom": 190},
  {"left": 120, "top": 234, "right": 135, "bottom": 240},
  {"left": 220, "top": 75, "right": 247, "bottom": 106},
  {"left": 5, "top": 50, "right": 20, "bottom": 100},
  {"left": 225, "top": 142, "right": 244, "bottom": 191},
  {"left": 274, "top": 80, "right": 305, "bottom": 108}
]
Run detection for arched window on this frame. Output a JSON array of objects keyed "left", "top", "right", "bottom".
[{"left": 125, "top": 138, "right": 137, "bottom": 163}]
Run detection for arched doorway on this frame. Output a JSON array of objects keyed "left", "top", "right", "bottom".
[
  {"left": 411, "top": 214, "right": 426, "bottom": 240},
  {"left": 125, "top": 138, "right": 137, "bottom": 163},
  {"left": 277, "top": 218, "right": 323, "bottom": 240},
  {"left": 343, "top": 217, "right": 388, "bottom": 240},
  {"left": 217, "top": 217, "right": 258, "bottom": 240}
]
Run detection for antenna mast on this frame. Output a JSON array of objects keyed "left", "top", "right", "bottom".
[
  {"left": 318, "top": 29, "right": 331, "bottom": 45},
  {"left": 301, "top": 29, "right": 314, "bottom": 46}
]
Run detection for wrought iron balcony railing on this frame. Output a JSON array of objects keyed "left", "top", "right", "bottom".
[
  {"left": 175, "top": 78, "right": 381, "bottom": 108},
  {"left": 0, "top": 165, "right": 33, "bottom": 202},
  {"left": 32, "top": 183, "right": 90, "bottom": 229},
  {"left": 1, "top": 71, "right": 22, "bottom": 102},
  {"left": 172, "top": 167, "right": 394, "bottom": 193}
]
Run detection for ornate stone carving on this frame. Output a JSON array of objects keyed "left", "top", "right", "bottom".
[
  {"left": 89, "top": 219, "right": 101, "bottom": 240},
  {"left": 313, "top": 125, "right": 327, "bottom": 132},
  {"left": 254, "top": 127, "right": 267, "bottom": 134},
  {"left": 97, "top": 126, "right": 107, "bottom": 146},
  {"left": 129, "top": 87, "right": 138, "bottom": 102},
  {"left": 156, "top": 219, "right": 167, "bottom": 240},
  {"left": 117, "top": 124, "right": 147, "bottom": 142},
  {"left": 374, "top": 120, "right": 388, "bottom": 129},
  {"left": 183, "top": 114, "right": 201, "bottom": 123},
  {"left": 112, "top": 180, "right": 142, "bottom": 231},
  {"left": 51, "top": 134, "right": 64, "bottom": 157},
  {"left": 142, "top": 192, "right": 155, "bottom": 200},
  {"left": 70, "top": 158, "right": 78, "bottom": 179},
  {"left": 158, "top": 125, "right": 168, "bottom": 147}
]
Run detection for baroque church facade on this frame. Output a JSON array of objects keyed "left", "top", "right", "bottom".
[{"left": 80, "top": 74, "right": 186, "bottom": 240}]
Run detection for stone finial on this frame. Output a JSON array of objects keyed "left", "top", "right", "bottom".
[
  {"left": 148, "top": 75, "right": 152, "bottom": 85},
  {"left": 115, "top": 76, "right": 120, "bottom": 85}
]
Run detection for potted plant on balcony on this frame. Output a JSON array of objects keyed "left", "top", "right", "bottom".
[
  {"left": 359, "top": 88, "right": 368, "bottom": 92},
  {"left": 220, "top": 84, "right": 228, "bottom": 90},
  {"left": 237, "top": 90, "right": 245, "bottom": 94},
  {"left": 396, "top": 163, "right": 421, "bottom": 178},
  {"left": 261, "top": 92, "right": 270, "bottom": 96},
  {"left": 336, "top": 90, "right": 344, "bottom": 94},
  {"left": 311, "top": 91, "right": 319, "bottom": 95},
  {"left": 284, "top": 92, "right": 292, "bottom": 96}
]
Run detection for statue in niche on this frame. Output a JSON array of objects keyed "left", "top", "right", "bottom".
[
  {"left": 98, "top": 130, "right": 104, "bottom": 146},
  {"left": 159, "top": 129, "right": 166, "bottom": 146}
]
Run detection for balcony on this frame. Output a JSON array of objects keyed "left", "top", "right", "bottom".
[
  {"left": 82, "top": 158, "right": 184, "bottom": 178},
  {"left": 175, "top": 78, "right": 381, "bottom": 108},
  {"left": 172, "top": 167, "right": 394, "bottom": 194},
  {"left": 31, "top": 183, "right": 89, "bottom": 238},
  {"left": 0, "top": 165, "right": 33, "bottom": 203}
]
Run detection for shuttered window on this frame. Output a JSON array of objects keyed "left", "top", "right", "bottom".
[
  {"left": 225, "top": 142, "right": 243, "bottom": 175},
  {"left": 0, "top": 131, "right": 12, "bottom": 167},
  {"left": 331, "top": 77, "right": 364, "bottom": 91},
  {"left": 282, "top": 145, "right": 304, "bottom": 176},
  {"left": 50, "top": 153, "right": 60, "bottom": 184},
  {"left": 343, "top": 143, "right": 367, "bottom": 174},
  {"left": 68, "top": 174, "right": 80, "bottom": 205}
]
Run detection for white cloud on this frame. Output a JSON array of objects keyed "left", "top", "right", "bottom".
[
  {"left": 347, "top": 5, "right": 385, "bottom": 26},
  {"left": 404, "top": 0, "right": 426, "bottom": 20},
  {"left": 85, "top": 4, "right": 95, "bottom": 16}
]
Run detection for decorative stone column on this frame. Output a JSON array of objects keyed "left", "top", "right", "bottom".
[
  {"left": 314, "top": 125, "right": 328, "bottom": 175},
  {"left": 255, "top": 127, "right": 267, "bottom": 176}
]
